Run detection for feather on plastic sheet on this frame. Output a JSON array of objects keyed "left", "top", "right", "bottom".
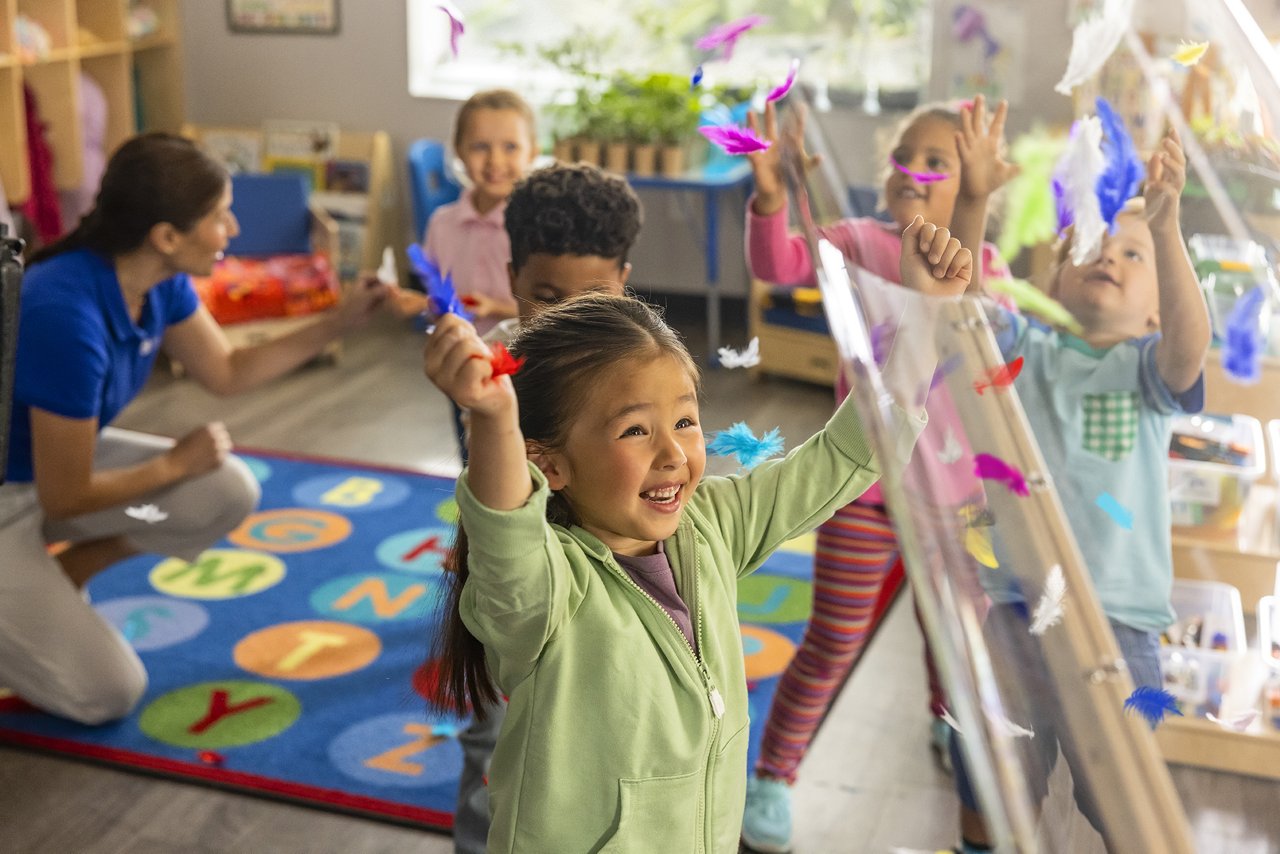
[
  {"left": 707, "top": 422, "right": 784, "bottom": 469},
  {"left": 890, "top": 156, "right": 948, "bottom": 184},
  {"left": 987, "top": 277, "right": 1084, "bottom": 335},
  {"left": 717, "top": 337, "right": 760, "bottom": 369},
  {"left": 1054, "top": 0, "right": 1134, "bottom": 95},
  {"left": 974, "top": 453, "right": 1030, "bottom": 497},
  {"left": 973, "top": 356, "right": 1024, "bottom": 395},
  {"left": 1028, "top": 564, "right": 1066, "bottom": 635},
  {"left": 1222, "top": 285, "right": 1266, "bottom": 384},
  {"left": 1095, "top": 491, "right": 1134, "bottom": 530},
  {"left": 690, "top": 65, "right": 704, "bottom": 89},
  {"left": 998, "top": 129, "right": 1068, "bottom": 263},
  {"left": 698, "top": 124, "right": 771, "bottom": 155},
  {"left": 1095, "top": 98, "right": 1144, "bottom": 232},
  {"left": 695, "top": 15, "right": 767, "bottom": 60},
  {"left": 437, "top": 3, "right": 465, "bottom": 58},
  {"left": 1171, "top": 40, "right": 1209, "bottom": 67},
  {"left": 1053, "top": 116, "right": 1107, "bottom": 265},
  {"left": 1124, "top": 686, "right": 1183, "bottom": 729},
  {"left": 767, "top": 59, "right": 800, "bottom": 102}
]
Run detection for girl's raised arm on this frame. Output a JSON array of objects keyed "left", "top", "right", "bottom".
[{"left": 423, "top": 314, "right": 531, "bottom": 509}]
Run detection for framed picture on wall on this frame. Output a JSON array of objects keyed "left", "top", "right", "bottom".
[{"left": 227, "top": 0, "right": 340, "bottom": 35}]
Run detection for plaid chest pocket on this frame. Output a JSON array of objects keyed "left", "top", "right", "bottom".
[{"left": 1081, "top": 392, "right": 1139, "bottom": 461}]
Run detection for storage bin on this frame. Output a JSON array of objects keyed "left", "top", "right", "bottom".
[
  {"left": 1161, "top": 579, "right": 1248, "bottom": 717},
  {"left": 1168, "top": 413, "right": 1264, "bottom": 540}
]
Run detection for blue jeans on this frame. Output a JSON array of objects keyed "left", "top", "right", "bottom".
[{"left": 951, "top": 604, "right": 1162, "bottom": 835}]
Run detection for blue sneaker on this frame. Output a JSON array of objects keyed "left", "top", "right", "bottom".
[
  {"left": 741, "top": 775, "right": 792, "bottom": 853},
  {"left": 930, "top": 717, "right": 954, "bottom": 774}
]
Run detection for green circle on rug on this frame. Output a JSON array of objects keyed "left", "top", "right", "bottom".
[
  {"left": 435, "top": 498, "right": 458, "bottom": 524},
  {"left": 139, "top": 680, "right": 301, "bottom": 749},
  {"left": 736, "top": 575, "right": 813, "bottom": 624}
]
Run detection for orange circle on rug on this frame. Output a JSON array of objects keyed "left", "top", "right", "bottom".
[
  {"left": 228, "top": 509, "right": 352, "bottom": 553},
  {"left": 234, "top": 620, "right": 381, "bottom": 680},
  {"left": 741, "top": 624, "right": 796, "bottom": 682}
]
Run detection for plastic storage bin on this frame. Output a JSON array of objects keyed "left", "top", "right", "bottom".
[
  {"left": 1161, "top": 579, "right": 1247, "bottom": 718},
  {"left": 1168, "top": 412, "right": 1265, "bottom": 540}
]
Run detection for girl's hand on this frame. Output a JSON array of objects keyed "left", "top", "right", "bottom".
[
  {"left": 423, "top": 313, "right": 514, "bottom": 417},
  {"left": 1144, "top": 125, "right": 1186, "bottom": 231},
  {"left": 745, "top": 102, "right": 819, "bottom": 216},
  {"left": 899, "top": 216, "right": 972, "bottom": 296},
  {"left": 956, "top": 94, "right": 1019, "bottom": 201}
]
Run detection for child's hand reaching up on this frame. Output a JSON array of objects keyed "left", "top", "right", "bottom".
[
  {"left": 899, "top": 216, "right": 972, "bottom": 297},
  {"left": 423, "top": 313, "right": 515, "bottom": 418},
  {"left": 1143, "top": 125, "right": 1186, "bottom": 231},
  {"left": 956, "top": 94, "right": 1019, "bottom": 201},
  {"left": 745, "top": 101, "right": 819, "bottom": 216}
]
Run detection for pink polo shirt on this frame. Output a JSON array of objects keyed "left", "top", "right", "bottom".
[
  {"left": 423, "top": 188, "right": 514, "bottom": 336},
  {"left": 746, "top": 201, "right": 1012, "bottom": 506}
]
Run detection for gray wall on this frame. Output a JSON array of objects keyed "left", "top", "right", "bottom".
[{"left": 181, "top": 0, "right": 1078, "bottom": 299}]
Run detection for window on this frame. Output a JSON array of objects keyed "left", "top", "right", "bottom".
[{"left": 407, "top": 0, "right": 932, "bottom": 104}]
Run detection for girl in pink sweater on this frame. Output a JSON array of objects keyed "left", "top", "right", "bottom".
[{"left": 740, "top": 96, "right": 1018, "bottom": 854}]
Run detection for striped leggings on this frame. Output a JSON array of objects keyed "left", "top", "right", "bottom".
[{"left": 756, "top": 501, "right": 945, "bottom": 783}]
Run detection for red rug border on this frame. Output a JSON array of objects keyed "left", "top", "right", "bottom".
[{"left": 0, "top": 726, "right": 453, "bottom": 830}]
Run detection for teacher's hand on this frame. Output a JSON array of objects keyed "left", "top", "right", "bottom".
[{"left": 168, "top": 422, "right": 232, "bottom": 479}]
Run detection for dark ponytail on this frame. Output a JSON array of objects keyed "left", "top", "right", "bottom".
[
  {"left": 428, "top": 293, "right": 699, "bottom": 720},
  {"left": 29, "top": 132, "right": 227, "bottom": 266}
]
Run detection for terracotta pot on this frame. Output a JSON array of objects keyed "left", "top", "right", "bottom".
[
  {"left": 575, "top": 140, "right": 602, "bottom": 167},
  {"left": 631, "top": 144, "right": 656, "bottom": 176},
  {"left": 659, "top": 144, "right": 685, "bottom": 177},
  {"left": 605, "top": 141, "right": 630, "bottom": 174},
  {"left": 552, "top": 138, "right": 575, "bottom": 163}
]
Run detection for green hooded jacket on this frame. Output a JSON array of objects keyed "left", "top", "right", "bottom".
[{"left": 455, "top": 397, "right": 889, "bottom": 852}]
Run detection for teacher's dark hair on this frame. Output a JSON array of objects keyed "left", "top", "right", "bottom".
[{"left": 29, "top": 132, "right": 228, "bottom": 265}]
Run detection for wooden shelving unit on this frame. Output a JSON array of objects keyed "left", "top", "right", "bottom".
[{"left": 0, "top": 0, "right": 185, "bottom": 205}]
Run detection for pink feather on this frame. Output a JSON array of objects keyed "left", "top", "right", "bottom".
[
  {"left": 767, "top": 59, "right": 800, "bottom": 102},
  {"left": 438, "top": 4, "right": 464, "bottom": 58},
  {"left": 699, "top": 124, "right": 771, "bottom": 155},
  {"left": 695, "top": 14, "right": 768, "bottom": 60},
  {"left": 891, "top": 155, "right": 948, "bottom": 184},
  {"left": 974, "top": 453, "right": 1029, "bottom": 497}
]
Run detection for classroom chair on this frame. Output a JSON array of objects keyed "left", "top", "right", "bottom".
[{"left": 407, "top": 138, "right": 462, "bottom": 242}]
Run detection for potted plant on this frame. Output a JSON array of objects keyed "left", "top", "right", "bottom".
[
  {"left": 593, "top": 84, "right": 633, "bottom": 173},
  {"left": 637, "top": 73, "right": 700, "bottom": 177}
]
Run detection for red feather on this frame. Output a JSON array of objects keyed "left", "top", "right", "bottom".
[
  {"left": 197, "top": 750, "right": 225, "bottom": 766},
  {"left": 489, "top": 342, "right": 525, "bottom": 378},
  {"left": 974, "top": 356, "right": 1024, "bottom": 394}
]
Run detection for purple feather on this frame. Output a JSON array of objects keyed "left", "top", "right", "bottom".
[
  {"left": 707, "top": 422, "right": 785, "bottom": 469},
  {"left": 1124, "top": 686, "right": 1183, "bottom": 729},
  {"left": 1223, "top": 286, "right": 1266, "bottom": 384},
  {"left": 891, "top": 155, "right": 948, "bottom": 184},
  {"left": 407, "top": 243, "right": 471, "bottom": 319},
  {"left": 1052, "top": 175, "right": 1073, "bottom": 235},
  {"left": 870, "top": 321, "right": 897, "bottom": 367},
  {"left": 699, "top": 124, "right": 771, "bottom": 155},
  {"left": 695, "top": 14, "right": 768, "bottom": 60},
  {"left": 437, "top": 4, "right": 464, "bottom": 58},
  {"left": 974, "top": 453, "right": 1029, "bottom": 496},
  {"left": 932, "top": 353, "right": 965, "bottom": 388},
  {"left": 767, "top": 59, "right": 800, "bottom": 102},
  {"left": 1094, "top": 98, "right": 1143, "bottom": 232}
]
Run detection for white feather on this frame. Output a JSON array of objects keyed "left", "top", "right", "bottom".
[
  {"left": 938, "top": 428, "right": 963, "bottom": 465},
  {"left": 1206, "top": 710, "right": 1258, "bottom": 732},
  {"left": 1029, "top": 564, "right": 1066, "bottom": 636},
  {"left": 1054, "top": 0, "right": 1134, "bottom": 95},
  {"left": 1053, "top": 116, "right": 1107, "bottom": 267},
  {"left": 125, "top": 504, "right": 169, "bottom": 524},
  {"left": 376, "top": 246, "right": 397, "bottom": 285},
  {"left": 992, "top": 715, "right": 1036, "bottom": 739},
  {"left": 940, "top": 708, "right": 963, "bottom": 734},
  {"left": 717, "top": 337, "right": 761, "bottom": 369}
]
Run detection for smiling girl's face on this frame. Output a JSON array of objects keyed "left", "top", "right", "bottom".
[{"left": 884, "top": 115, "right": 962, "bottom": 230}]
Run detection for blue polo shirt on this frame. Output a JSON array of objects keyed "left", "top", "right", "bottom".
[{"left": 6, "top": 248, "right": 199, "bottom": 482}]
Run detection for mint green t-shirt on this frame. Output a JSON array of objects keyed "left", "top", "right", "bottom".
[{"left": 990, "top": 311, "right": 1204, "bottom": 631}]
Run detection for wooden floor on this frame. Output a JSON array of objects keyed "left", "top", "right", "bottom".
[{"left": 1, "top": 309, "right": 1277, "bottom": 853}]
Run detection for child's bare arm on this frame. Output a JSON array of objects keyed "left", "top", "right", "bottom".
[
  {"left": 899, "top": 216, "right": 972, "bottom": 296},
  {"left": 1146, "top": 127, "right": 1211, "bottom": 393},
  {"left": 951, "top": 95, "right": 1018, "bottom": 294},
  {"left": 423, "top": 314, "right": 531, "bottom": 509}
]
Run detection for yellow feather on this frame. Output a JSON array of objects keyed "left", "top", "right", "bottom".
[{"left": 1172, "top": 40, "right": 1209, "bottom": 67}]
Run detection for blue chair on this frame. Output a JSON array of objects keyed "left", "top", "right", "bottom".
[{"left": 407, "top": 139, "right": 462, "bottom": 241}]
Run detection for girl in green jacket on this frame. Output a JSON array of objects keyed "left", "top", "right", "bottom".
[{"left": 423, "top": 223, "right": 969, "bottom": 853}]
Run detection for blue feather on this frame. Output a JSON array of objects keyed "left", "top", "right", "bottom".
[
  {"left": 707, "top": 422, "right": 785, "bottom": 469},
  {"left": 1123, "top": 686, "right": 1182, "bottom": 729},
  {"left": 407, "top": 243, "right": 471, "bottom": 319},
  {"left": 1094, "top": 98, "right": 1144, "bottom": 232},
  {"left": 1223, "top": 285, "right": 1266, "bottom": 384}
]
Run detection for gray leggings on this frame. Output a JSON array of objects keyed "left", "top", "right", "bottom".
[{"left": 0, "top": 427, "right": 259, "bottom": 724}]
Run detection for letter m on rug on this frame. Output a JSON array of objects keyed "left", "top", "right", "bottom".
[{"left": 159, "top": 554, "right": 271, "bottom": 595}]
